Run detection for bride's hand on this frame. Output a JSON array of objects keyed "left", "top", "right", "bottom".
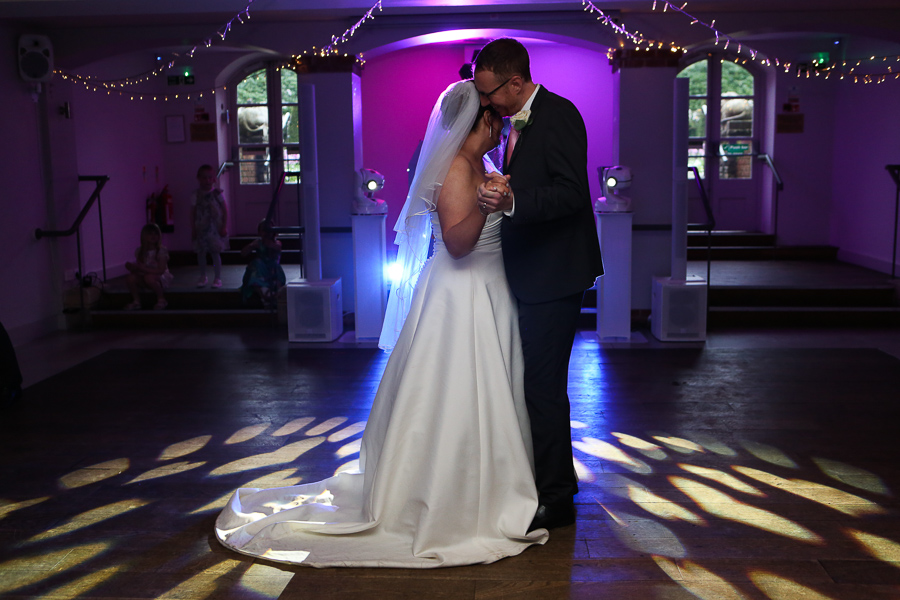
[{"left": 477, "top": 174, "right": 512, "bottom": 214}]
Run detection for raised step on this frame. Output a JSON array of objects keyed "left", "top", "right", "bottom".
[
  {"left": 688, "top": 245, "right": 838, "bottom": 261},
  {"left": 709, "top": 286, "right": 896, "bottom": 308},
  {"left": 708, "top": 306, "right": 900, "bottom": 328},
  {"left": 687, "top": 230, "right": 775, "bottom": 247}
]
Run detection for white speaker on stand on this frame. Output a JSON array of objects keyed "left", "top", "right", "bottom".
[
  {"left": 651, "top": 77, "right": 708, "bottom": 342},
  {"left": 287, "top": 278, "right": 343, "bottom": 342}
]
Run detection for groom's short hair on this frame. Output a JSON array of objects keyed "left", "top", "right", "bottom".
[{"left": 474, "top": 38, "right": 532, "bottom": 83}]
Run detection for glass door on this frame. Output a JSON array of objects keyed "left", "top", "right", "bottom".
[{"left": 679, "top": 56, "right": 761, "bottom": 231}]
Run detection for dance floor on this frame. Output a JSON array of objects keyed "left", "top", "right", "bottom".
[{"left": 3, "top": 329, "right": 900, "bottom": 599}]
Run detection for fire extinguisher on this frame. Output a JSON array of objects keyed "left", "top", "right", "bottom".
[{"left": 156, "top": 185, "right": 175, "bottom": 233}]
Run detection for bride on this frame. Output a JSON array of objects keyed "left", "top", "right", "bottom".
[{"left": 215, "top": 80, "right": 549, "bottom": 568}]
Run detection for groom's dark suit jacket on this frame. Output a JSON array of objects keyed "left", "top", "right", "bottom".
[{"left": 502, "top": 86, "right": 603, "bottom": 304}]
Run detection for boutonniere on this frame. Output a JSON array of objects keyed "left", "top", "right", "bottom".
[{"left": 510, "top": 109, "right": 533, "bottom": 131}]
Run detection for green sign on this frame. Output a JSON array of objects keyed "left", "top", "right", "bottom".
[{"left": 721, "top": 142, "right": 750, "bottom": 155}]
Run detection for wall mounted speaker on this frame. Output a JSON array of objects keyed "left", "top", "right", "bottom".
[
  {"left": 650, "top": 276, "right": 708, "bottom": 341},
  {"left": 287, "top": 278, "right": 343, "bottom": 342},
  {"left": 18, "top": 34, "right": 53, "bottom": 82}
]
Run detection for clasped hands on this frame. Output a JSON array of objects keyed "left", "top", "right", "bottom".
[{"left": 477, "top": 173, "right": 513, "bottom": 215}]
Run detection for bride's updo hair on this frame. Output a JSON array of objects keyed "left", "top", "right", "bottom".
[{"left": 471, "top": 104, "right": 498, "bottom": 132}]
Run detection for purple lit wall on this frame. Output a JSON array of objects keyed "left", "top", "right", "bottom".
[{"left": 361, "top": 39, "right": 616, "bottom": 256}]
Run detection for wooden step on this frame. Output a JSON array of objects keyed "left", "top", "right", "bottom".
[
  {"left": 707, "top": 306, "right": 900, "bottom": 328},
  {"left": 688, "top": 245, "right": 838, "bottom": 261}
]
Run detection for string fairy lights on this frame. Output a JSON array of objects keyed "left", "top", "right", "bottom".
[
  {"left": 55, "top": 0, "right": 900, "bottom": 98},
  {"left": 54, "top": 0, "right": 382, "bottom": 101}
]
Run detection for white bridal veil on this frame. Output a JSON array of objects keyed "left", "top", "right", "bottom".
[{"left": 378, "top": 80, "right": 480, "bottom": 351}]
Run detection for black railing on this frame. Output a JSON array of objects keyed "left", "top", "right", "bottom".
[
  {"left": 887, "top": 164, "right": 900, "bottom": 279},
  {"left": 265, "top": 170, "right": 305, "bottom": 237},
  {"left": 216, "top": 161, "right": 233, "bottom": 180},
  {"left": 688, "top": 166, "right": 714, "bottom": 287},
  {"left": 35, "top": 175, "right": 111, "bottom": 288},
  {"left": 757, "top": 154, "right": 784, "bottom": 241}
]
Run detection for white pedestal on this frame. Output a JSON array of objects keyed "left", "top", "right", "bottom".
[
  {"left": 595, "top": 211, "right": 633, "bottom": 340},
  {"left": 351, "top": 213, "right": 388, "bottom": 341}
]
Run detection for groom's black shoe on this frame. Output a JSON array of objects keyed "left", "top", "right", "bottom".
[{"left": 528, "top": 499, "right": 576, "bottom": 532}]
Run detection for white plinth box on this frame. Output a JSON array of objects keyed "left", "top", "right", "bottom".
[
  {"left": 595, "top": 212, "right": 633, "bottom": 340},
  {"left": 651, "top": 276, "right": 707, "bottom": 341},
  {"left": 351, "top": 214, "right": 388, "bottom": 341},
  {"left": 287, "top": 278, "right": 343, "bottom": 342}
]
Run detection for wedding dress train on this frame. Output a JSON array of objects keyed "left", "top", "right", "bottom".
[{"left": 215, "top": 211, "right": 548, "bottom": 567}]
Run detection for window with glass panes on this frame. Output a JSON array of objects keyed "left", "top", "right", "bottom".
[
  {"left": 677, "top": 57, "right": 756, "bottom": 181},
  {"left": 235, "top": 67, "right": 301, "bottom": 185}
]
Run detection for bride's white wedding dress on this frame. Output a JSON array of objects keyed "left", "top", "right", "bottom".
[{"left": 215, "top": 210, "right": 548, "bottom": 568}]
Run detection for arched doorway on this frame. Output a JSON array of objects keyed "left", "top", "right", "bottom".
[
  {"left": 678, "top": 54, "right": 764, "bottom": 232},
  {"left": 229, "top": 63, "right": 304, "bottom": 234}
]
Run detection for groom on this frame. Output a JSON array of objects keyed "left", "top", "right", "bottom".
[{"left": 474, "top": 38, "right": 603, "bottom": 531}]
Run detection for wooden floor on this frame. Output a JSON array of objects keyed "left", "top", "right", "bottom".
[{"left": 2, "top": 320, "right": 900, "bottom": 599}]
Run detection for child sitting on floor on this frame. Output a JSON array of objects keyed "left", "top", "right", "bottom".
[
  {"left": 125, "top": 223, "right": 174, "bottom": 310},
  {"left": 240, "top": 219, "right": 286, "bottom": 309}
]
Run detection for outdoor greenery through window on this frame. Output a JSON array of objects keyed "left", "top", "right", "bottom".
[
  {"left": 235, "top": 67, "right": 301, "bottom": 185},
  {"left": 678, "top": 58, "right": 756, "bottom": 180}
]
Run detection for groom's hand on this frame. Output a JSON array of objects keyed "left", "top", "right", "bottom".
[{"left": 477, "top": 174, "right": 513, "bottom": 214}]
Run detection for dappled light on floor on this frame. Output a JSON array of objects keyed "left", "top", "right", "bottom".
[
  {"left": 42, "top": 564, "right": 125, "bottom": 599},
  {"left": 225, "top": 424, "right": 270, "bottom": 444},
  {"left": 155, "top": 559, "right": 244, "bottom": 600},
  {"left": 749, "top": 571, "right": 837, "bottom": 599},
  {"left": 679, "top": 464, "right": 765, "bottom": 496},
  {"left": 328, "top": 421, "right": 367, "bottom": 443},
  {"left": 209, "top": 437, "right": 325, "bottom": 476},
  {"left": 59, "top": 458, "right": 130, "bottom": 489},
  {"left": 846, "top": 528, "right": 900, "bottom": 562},
  {"left": 272, "top": 417, "right": 315, "bottom": 437},
  {"left": 5, "top": 345, "right": 900, "bottom": 598},
  {"left": 25, "top": 500, "right": 152, "bottom": 544},
  {"left": 652, "top": 435, "right": 705, "bottom": 454},
  {"left": 306, "top": 416, "right": 348, "bottom": 436},
  {"left": 126, "top": 460, "right": 207, "bottom": 485},
  {"left": 813, "top": 457, "right": 890, "bottom": 495},
  {"left": 192, "top": 469, "right": 304, "bottom": 514},
  {"left": 599, "top": 504, "right": 687, "bottom": 557},
  {"left": 733, "top": 466, "right": 887, "bottom": 516},
  {"left": 335, "top": 438, "right": 362, "bottom": 458},
  {"left": 738, "top": 439, "right": 799, "bottom": 469},
  {"left": 0, "top": 496, "right": 49, "bottom": 519},
  {"left": 626, "top": 483, "right": 707, "bottom": 524},
  {"left": 573, "top": 437, "right": 652, "bottom": 474},
  {"left": 612, "top": 431, "right": 668, "bottom": 459},
  {"left": 654, "top": 557, "right": 747, "bottom": 600},
  {"left": 669, "top": 476, "right": 824, "bottom": 543},
  {"left": 0, "top": 542, "right": 110, "bottom": 594},
  {"left": 158, "top": 435, "right": 212, "bottom": 460}
]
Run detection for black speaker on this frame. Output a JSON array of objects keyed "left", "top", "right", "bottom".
[{"left": 18, "top": 34, "right": 53, "bottom": 82}]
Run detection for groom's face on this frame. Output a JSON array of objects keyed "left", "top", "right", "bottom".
[{"left": 474, "top": 69, "right": 517, "bottom": 118}]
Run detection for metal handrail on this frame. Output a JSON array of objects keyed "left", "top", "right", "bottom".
[
  {"left": 35, "top": 176, "right": 109, "bottom": 240},
  {"left": 887, "top": 164, "right": 899, "bottom": 279},
  {"left": 757, "top": 153, "right": 783, "bottom": 191},
  {"left": 757, "top": 153, "right": 784, "bottom": 242},
  {"left": 688, "top": 166, "right": 714, "bottom": 287},
  {"left": 265, "top": 170, "right": 305, "bottom": 237},
  {"left": 688, "top": 166, "right": 715, "bottom": 231},
  {"left": 35, "top": 175, "right": 111, "bottom": 292},
  {"left": 216, "top": 161, "right": 232, "bottom": 180}
]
